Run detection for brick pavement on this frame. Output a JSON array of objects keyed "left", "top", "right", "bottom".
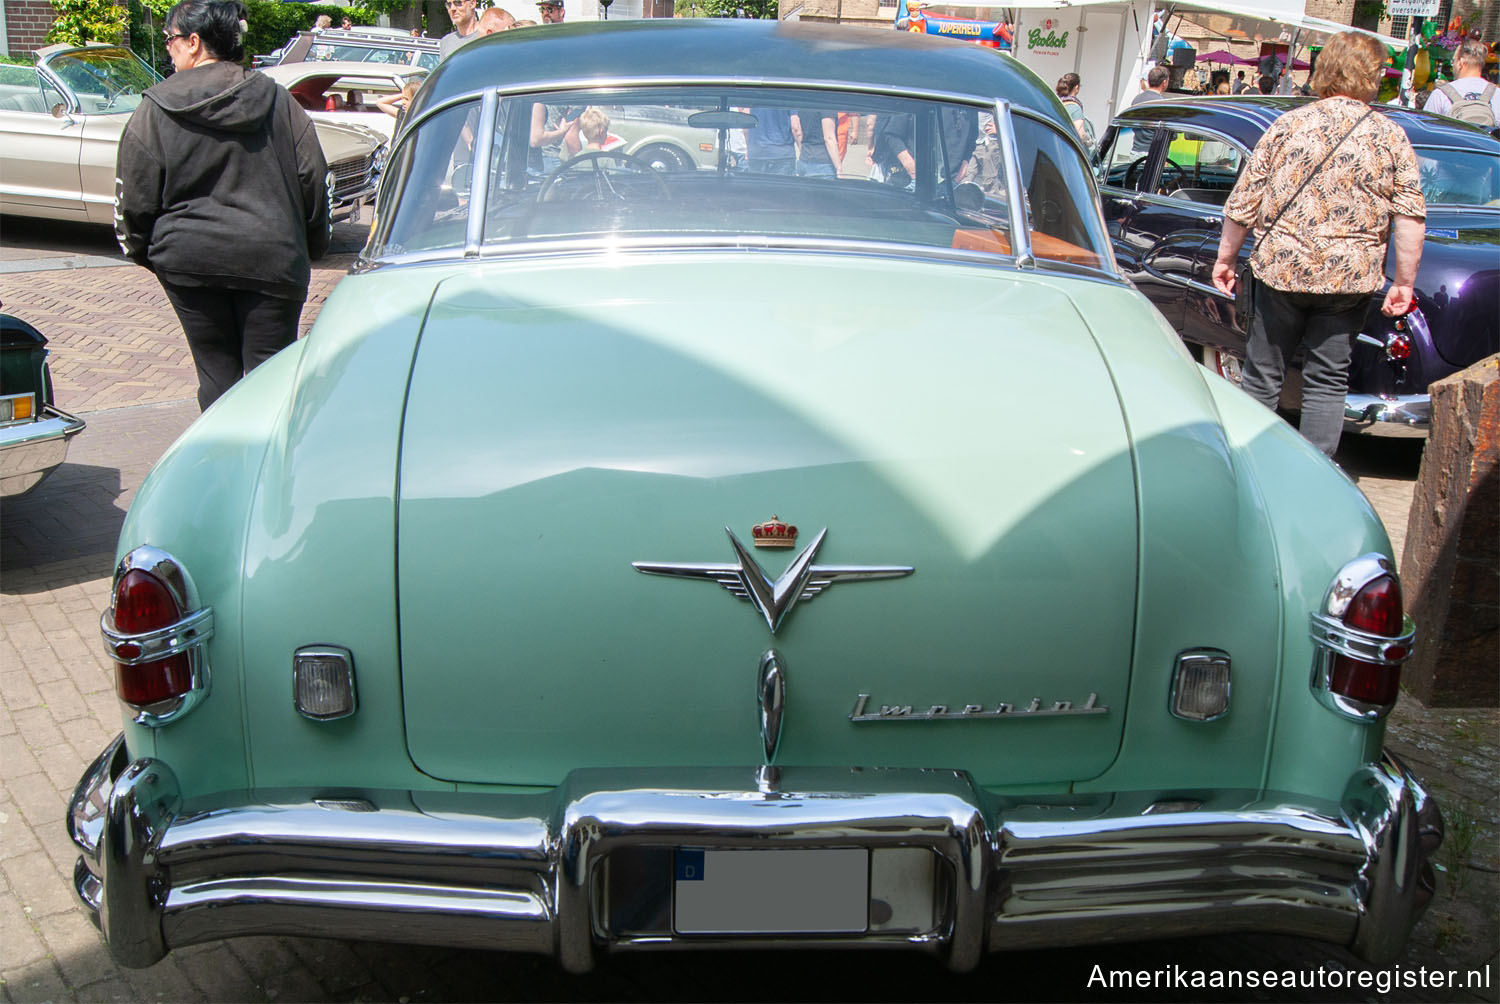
[{"left": 0, "top": 222, "right": 1495, "bottom": 1003}]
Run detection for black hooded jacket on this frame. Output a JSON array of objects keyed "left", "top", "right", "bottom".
[{"left": 116, "top": 61, "right": 330, "bottom": 300}]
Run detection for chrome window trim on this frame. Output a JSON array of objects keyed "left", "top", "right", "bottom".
[
  {"left": 365, "top": 234, "right": 1125, "bottom": 283},
  {"left": 464, "top": 90, "right": 499, "bottom": 257},
  {"left": 99, "top": 545, "right": 214, "bottom": 728},
  {"left": 34, "top": 58, "right": 80, "bottom": 116},
  {"left": 1308, "top": 553, "right": 1416, "bottom": 722},
  {"left": 372, "top": 78, "right": 1111, "bottom": 276},
  {"left": 993, "top": 98, "right": 1033, "bottom": 269}
]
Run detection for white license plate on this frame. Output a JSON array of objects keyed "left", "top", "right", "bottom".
[{"left": 673, "top": 848, "right": 869, "bottom": 934}]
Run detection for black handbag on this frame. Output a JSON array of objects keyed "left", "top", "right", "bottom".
[{"left": 1236, "top": 107, "right": 1374, "bottom": 326}]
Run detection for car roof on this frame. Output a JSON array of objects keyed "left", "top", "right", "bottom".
[
  {"left": 423, "top": 19, "right": 1067, "bottom": 121},
  {"left": 1114, "top": 94, "right": 1500, "bottom": 152},
  {"left": 261, "top": 60, "right": 425, "bottom": 82},
  {"left": 301, "top": 28, "right": 438, "bottom": 50}
]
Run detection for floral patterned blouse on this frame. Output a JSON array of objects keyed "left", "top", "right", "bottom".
[{"left": 1224, "top": 96, "right": 1425, "bottom": 294}]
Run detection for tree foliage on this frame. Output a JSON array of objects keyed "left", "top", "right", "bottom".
[
  {"left": 692, "top": 0, "right": 778, "bottom": 17},
  {"left": 47, "top": 0, "right": 129, "bottom": 45},
  {"left": 240, "top": 0, "right": 384, "bottom": 61}
]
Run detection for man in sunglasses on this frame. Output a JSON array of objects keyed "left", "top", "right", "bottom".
[
  {"left": 439, "top": 0, "right": 483, "bottom": 59},
  {"left": 537, "top": 0, "right": 565, "bottom": 22}
]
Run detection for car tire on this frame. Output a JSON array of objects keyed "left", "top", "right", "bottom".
[{"left": 634, "top": 143, "right": 694, "bottom": 172}]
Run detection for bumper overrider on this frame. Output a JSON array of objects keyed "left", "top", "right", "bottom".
[{"left": 68, "top": 736, "right": 1440, "bottom": 972}]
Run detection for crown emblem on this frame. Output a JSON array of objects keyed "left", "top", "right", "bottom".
[{"left": 751, "top": 515, "right": 798, "bottom": 549}]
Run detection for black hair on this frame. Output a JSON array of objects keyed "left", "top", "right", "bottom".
[{"left": 165, "top": 0, "right": 248, "bottom": 63}]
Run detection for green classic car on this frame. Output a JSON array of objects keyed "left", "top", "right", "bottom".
[{"left": 69, "top": 20, "right": 1440, "bottom": 973}]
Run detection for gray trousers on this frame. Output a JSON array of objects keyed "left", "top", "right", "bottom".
[{"left": 1240, "top": 281, "right": 1368, "bottom": 457}]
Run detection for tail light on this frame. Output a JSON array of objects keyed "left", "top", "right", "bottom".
[
  {"left": 100, "top": 546, "right": 214, "bottom": 726},
  {"left": 1309, "top": 555, "right": 1415, "bottom": 721},
  {"left": 1385, "top": 331, "right": 1411, "bottom": 361}
]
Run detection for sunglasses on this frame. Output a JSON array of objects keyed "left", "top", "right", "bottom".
[{"left": 162, "top": 31, "right": 190, "bottom": 43}]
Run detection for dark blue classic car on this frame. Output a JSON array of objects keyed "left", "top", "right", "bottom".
[{"left": 1096, "top": 96, "right": 1499, "bottom": 437}]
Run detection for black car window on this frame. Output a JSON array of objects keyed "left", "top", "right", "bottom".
[
  {"left": 1157, "top": 129, "right": 1244, "bottom": 206},
  {"left": 1098, "top": 126, "right": 1152, "bottom": 190}
]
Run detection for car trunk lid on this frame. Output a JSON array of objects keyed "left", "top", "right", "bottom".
[{"left": 396, "top": 254, "right": 1138, "bottom": 788}]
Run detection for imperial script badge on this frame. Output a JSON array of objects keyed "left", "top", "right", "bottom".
[{"left": 633, "top": 527, "right": 913, "bottom": 632}]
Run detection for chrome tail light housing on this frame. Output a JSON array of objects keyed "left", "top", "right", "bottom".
[
  {"left": 100, "top": 545, "right": 214, "bottom": 726},
  {"left": 1309, "top": 554, "right": 1415, "bottom": 721}
]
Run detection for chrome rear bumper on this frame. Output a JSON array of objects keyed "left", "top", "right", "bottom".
[
  {"left": 68, "top": 736, "right": 1440, "bottom": 972},
  {"left": 0, "top": 407, "right": 85, "bottom": 496},
  {"left": 1344, "top": 393, "right": 1430, "bottom": 437}
]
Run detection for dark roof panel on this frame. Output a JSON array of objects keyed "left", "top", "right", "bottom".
[
  {"left": 418, "top": 19, "right": 1069, "bottom": 123},
  {"left": 1115, "top": 95, "right": 1500, "bottom": 152}
]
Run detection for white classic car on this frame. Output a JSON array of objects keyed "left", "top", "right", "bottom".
[
  {"left": 258, "top": 61, "right": 426, "bottom": 142},
  {"left": 0, "top": 43, "right": 384, "bottom": 225}
]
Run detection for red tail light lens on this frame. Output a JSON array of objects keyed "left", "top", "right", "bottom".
[
  {"left": 1386, "top": 333, "right": 1411, "bottom": 361},
  {"left": 1328, "top": 574, "right": 1404, "bottom": 707},
  {"left": 112, "top": 569, "right": 193, "bottom": 709}
]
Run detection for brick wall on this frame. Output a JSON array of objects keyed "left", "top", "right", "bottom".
[
  {"left": 1305, "top": 0, "right": 1355, "bottom": 23},
  {"left": 6, "top": 0, "right": 57, "bottom": 58}
]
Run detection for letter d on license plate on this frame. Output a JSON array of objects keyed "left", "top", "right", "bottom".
[{"left": 673, "top": 848, "right": 868, "bottom": 934}]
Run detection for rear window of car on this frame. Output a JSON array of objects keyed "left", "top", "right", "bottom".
[
  {"left": 1414, "top": 146, "right": 1500, "bottom": 207},
  {"left": 369, "top": 85, "right": 1109, "bottom": 272},
  {"left": 308, "top": 42, "right": 419, "bottom": 65}
]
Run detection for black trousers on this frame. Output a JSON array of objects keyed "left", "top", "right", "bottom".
[{"left": 159, "top": 281, "right": 305, "bottom": 411}]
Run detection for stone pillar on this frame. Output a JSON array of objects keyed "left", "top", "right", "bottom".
[{"left": 1401, "top": 354, "right": 1499, "bottom": 707}]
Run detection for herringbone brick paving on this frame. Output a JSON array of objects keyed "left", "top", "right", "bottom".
[
  {"left": 0, "top": 218, "right": 1494, "bottom": 1004},
  {"left": 1, "top": 217, "right": 363, "bottom": 415}
]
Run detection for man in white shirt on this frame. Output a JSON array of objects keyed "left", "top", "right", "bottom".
[{"left": 1424, "top": 39, "right": 1500, "bottom": 127}]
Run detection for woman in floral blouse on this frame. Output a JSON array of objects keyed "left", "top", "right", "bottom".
[{"left": 1211, "top": 31, "right": 1425, "bottom": 457}]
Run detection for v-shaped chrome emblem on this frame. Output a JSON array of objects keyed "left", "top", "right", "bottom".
[{"left": 633, "top": 527, "right": 913, "bottom": 633}]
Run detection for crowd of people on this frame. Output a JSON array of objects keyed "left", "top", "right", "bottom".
[{"left": 113, "top": 0, "right": 1495, "bottom": 415}]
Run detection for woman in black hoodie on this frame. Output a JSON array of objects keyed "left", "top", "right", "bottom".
[{"left": 116, "top": 0, "right": 330, "bottom": 410}]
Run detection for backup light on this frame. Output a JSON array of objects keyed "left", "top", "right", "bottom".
[
  {"left": 294, "top": 646, "right": 357, "bottom": 720},
  {"left": 1, "top": 392, "right": 35, "bottom": 423},
  {"left": 1170, "top": 650, "right": 1231, "bottom": 722}
]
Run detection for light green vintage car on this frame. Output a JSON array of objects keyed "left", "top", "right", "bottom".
[{"left": 69, "top": 19, "right": 1440, "bottom": 974}]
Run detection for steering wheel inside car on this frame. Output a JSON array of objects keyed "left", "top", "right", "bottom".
[
  {"left": 1123, "top": 156, "right": 1190, "bottom": 191},
  {"left": 537, "top": 151, "right": 671, "bottom": 203}
]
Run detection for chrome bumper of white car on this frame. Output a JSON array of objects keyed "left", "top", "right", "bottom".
[
  {"left": 69, "top": 735, "right": 1441, "bottom": 973},
  {"left": 0, "top": 407, "right": 85, "bottom": 496},
  {"left": 1344, "top": 393, "right": 1430, "bottom": 437}
]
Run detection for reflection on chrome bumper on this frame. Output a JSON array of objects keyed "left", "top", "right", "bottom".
[
  {"left": 1344, "top": 394, "right": 1430, "bottom": 437},
  {"left": 69, "top": 736, "right": 1441, "bottom": 973},
  {"left": 0, "top": 407, "right": 85, "bottom": 496}
]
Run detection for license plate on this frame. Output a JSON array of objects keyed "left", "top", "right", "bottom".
[{"left": 673, "top": 848, "right": 869, "bottom": 934}]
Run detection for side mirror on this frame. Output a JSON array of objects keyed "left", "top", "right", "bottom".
[{"left": 50, "top": 103, "right": 68, "bottom": 119}]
